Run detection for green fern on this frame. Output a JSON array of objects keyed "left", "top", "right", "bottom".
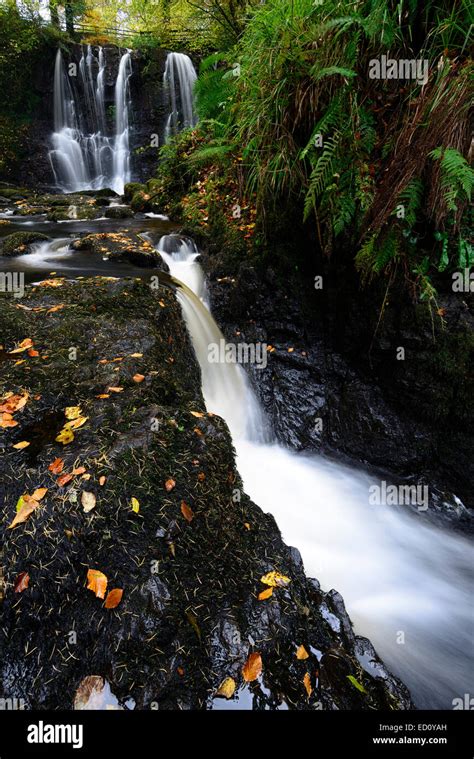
[
  {"left": 429, "top": 147, "right": 474, "bottom": 212},
  {"left": 395, "top": 178, "right": 424, "bottom": 227}
]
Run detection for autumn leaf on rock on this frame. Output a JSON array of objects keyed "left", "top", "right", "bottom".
[
  {"left": 81, "top": 491, "right": 96, "bottom": 513},
  {"left": 258, "top": 587, "right": 273, "bottom": 601},
  {"left": 296, "top": 645, "right": 309, "bottom": 660},
  {"left": 72, "top": 466, "right": 86, "bottom": 475},
  {"left": 303, "top": 672, "right": 312, "bottom": 697},
  {"left": 242, "top": 652, "right": 262, "bottom": 682},
  {"left": 64, "top": 416, "right": 88, "bottom": 430},
  {"left": 260, "top": 571, "right": 291, "bottom": 588},
  {"left": 132, "top": 374, "right": 145, "bottom": 383},
  {"left": 165, "top": 478, "right": 176, "bottom": 492},
  {"left": 56, "top": 428, "right": 74, "bottom": 445},
  {"left": 65, "top": 406, "right": 82, "bottom": 420},
  {"left": 31, "top": 488, "right": 48, "bottom": 501},
  {"left": 9, "top": 338, "right": 34, "bottom": 354},
  {"left": 129, "top": 353, "right": 143, "bottom": 358},
  {"left": 215, "top": 677, "right": 236, "bottom": 699},
  {"left": 99, "top": 476, "right": 106, "bottom": 486},
  {"left": 104, "top": 588, "right": 123, "bottom": 609},
  {"left": 49, "top": 457, "right": 64, "bottom": 474},
  {"left": 190, "top": 411, "right": 204, "bottom": 418},
  {"left": 12, "top": 441, "right": 30, "bottom": 450},
  {"left": 8, "top": 496, "right": 38, "bottom": 529},
  {"left": 107, "top": 386, "right": 123, "bottom": 393},
  {"left": 57, "top": 473, "right": 73, "bottom": 487},
  {"left": 130, "top": 497, "right": 140, "bottom": 513},
  {"left": 14, "top": 571, "right": 30, "bottom": 593},
  {"left": 181, "top": 501, "right": 194, "bottom": 523},
  {"left": 87, "top": 569, "right": 107, "bottom": 599}
]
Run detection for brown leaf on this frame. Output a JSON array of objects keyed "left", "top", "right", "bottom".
[
  {"left": 242, "top": 652, "right": 262, "bottom": 682},
  {"left": 132, "top": 374, "right": 145, "bottom": 383},
  {"left": 190, "top": 411, "right": 204, "bottom": 418},
  {"left": 104, "top": 588, "right": 123, "bottom": 609},
  {"left": 49, "top": 457, "right": 65, "bottom": 474},
  {"left": 86, "top": 569, "right": 107, "bottom": 599},
  {"left": 303, "top": 672, "right": 312, "bottom": 697},
  {"left": 107, "top": 386, "right": 123, "bottom": 393},
  {"left": 31, "top": 488, "right": 48, "bottom": 501},
  {"left": 72, "top": 466, "right": 86, "bottom": 475},
  {"left": 197, "top": 472, "right": 205, "bottom": 482},
  {"left": 99, "top": 476, "right": 106, "bottom": 486},
  {"left": 57, "top": 473, "right": 73, "bottom": 487},
  {"left": 181, "top": 501, "right": 194, "bottom": 523},
  {"left": 14, "top": 571, "right": 30, "bottom": 593},
  {"left": 8, "top": 497, "right": 38, "bottom": 529},
  {"left": 74, "top": 676, "right": 105, "bottom": 710},
  {"left": 165, "top": 478, "right": 176, "bottom": 492}
]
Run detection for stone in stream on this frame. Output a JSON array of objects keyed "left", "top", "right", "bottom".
[
  {"left": 0, "top": 231, "right": 49, "bottom": 257},
  {"left": 70, "top": 231, "right": 169, "bottom": 269},
  {"left": 0, "top": 277, "right": 412, "bottom": 711}
]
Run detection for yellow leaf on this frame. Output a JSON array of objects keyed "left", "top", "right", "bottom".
[
  {"left": 131, "top": 497, "right": 140, "bottom": 513},
  {"left": 258, "top": 587, "right": 273, "bottom": 601},
  {"left": 31, "top": 488, "right": 48, "bottom": 501},
  {"left": 129, "top": 352, "right": 143, "bottom": 358},
  {"left": 64, "top": 416, "right": 88, "bottom": 430},
  {"left": 65, "top": 406, "right": 82, "bottom": 420},
  {"left": 303, "top": 672, "right": 312, "bottom": 697},
  {"left": 190, "top": 411, "right": 205, "bottom": 418},
  {"left": 12, "top": 441, "right": 30, "bottom": 450},
  {"left": 56, "top": 428, "right": 74, "bottom": 445},
  {"left": 260, "top": 571, "right": 291, "bottom": 588},
  {"left": 296, "top": 645, "right": 309, "bottom": 660},
  {"left": 215, "top": 677, "right": 236, "bottom": 699}
]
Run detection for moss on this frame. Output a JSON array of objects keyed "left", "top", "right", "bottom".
[
  {"left": 0, "top": 231, "right": 49, "bottom": 256},
  {"left": 124, "top": 182, "right": 147, "bottom": 202}
]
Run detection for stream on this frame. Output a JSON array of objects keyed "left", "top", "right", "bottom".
[{"left": 1, "top": 213, "right": 473, "bottom": 710}]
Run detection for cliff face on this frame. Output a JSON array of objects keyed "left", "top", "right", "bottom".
[{"left": 8, "top": 44, "right": 171, "bottom": 190}]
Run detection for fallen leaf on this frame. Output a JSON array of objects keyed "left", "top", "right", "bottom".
[
  {"left": 260, "top": 571, "right": 291, "bottom": 588},
  {"left": 190, "top": 411, "right": 204, "bottom": 418},
  {"left": 56, "top": 428, "right": 74, "bottom": 445},
  {"left": 242, "top": 653, "right": 262, "bottom": 682},
  {"left": 0, "top": 416, "right": 18, "bottom": 428},
  {"left": 215, "top": 677, "right": 236, "bottom": 699},
  {"left": 72, "top": 466, "right": 86, "bottom": 475},
  {"left": 96, "top": 394, "right": 110, "bottom": 399},
  {"left": 107, "top": 386, "right": 123, "bottom": 393},
  {"left": 165, "top": 478, "right": 176, "bottom": 492},
  {"left": 181, "top": 501, "right": 194, "bottom": 522},
  {"left": 177, "top": 666, "right": 184, "bottom": 677},
  {"left": 296, "top": 645, "right": 309, "bottom": 660},
  {"left": 129, "top": 352, "right": 143, "bottom": 358},
  {"left": 104, "top": 588, "right": 123, "bottom": 609},
  {"left": 47, "top": 304, "right": 65, "bottom": 314},
  {"left": 0, "top": 393, "right": 28, "bottom": 413},
  {"left": 303, "top": 672, "right": 312, "bottom": 697},
  {"left": 57, "top": 473, "right": 73, "bottom": 487},
  {"left": 8, "top": 497, "right": 38, "bottom": 529},
  {"left": 82, "top": 491, "right": 96, "bottom": 513},
  {"left": 74, "top": 676, "right": 105, "bottom": 711},
  {"left": 14, "top": 571, "right": 30, "bottom": 593},
  {"left": 86, "top": 569, "right": 107, "bottom": 599},
  {"left": 9, "top": 338, "right": 34, "bottom": 354},
  {"left": 131, "top": 497, "right": 140, "bottom": 513},
  {"left": 49, "top": 457, "right": 64, "bottom": 474},
  {"left": 99, "top": 476, "right": 106, "bottom": 486},
  {"left": 132, "top": 374, "right": 145, "bottom": 383},
  {"left": 258, "top": 587, "right": 273, "bottom": 601},
  {"left": 28, "top": 348, "right": 39, "bottom": 357},
  {"left": 12, "top": 441, "right": 30, "bottom": 450},
  {"left": 197, "top": 472, "right": 205, "bottom": 482},
  {"left": 347, "top": 675, "right": 367, "bottom": 694},
  {"left": 64, "top": 416, "right": 88, "bottom": 430},
  {"left": 31, "top": 488, "right": 48, "bottom": 501},
  {"left": 65, "top": 406, "right": 82, "bottom": 420}
]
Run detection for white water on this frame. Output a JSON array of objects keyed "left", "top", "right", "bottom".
[
  {"left": 163, "top": 52, "right": 198, "bottom": 141},
  {"left": 162, "top": 239, "right": 474, "bottom": 709},
  {"left": 49, "top": 47, "right": 132, "bottom": 194}
]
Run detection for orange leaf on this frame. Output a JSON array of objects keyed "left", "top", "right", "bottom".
[
  {"left": 28, "top": 349, "right": 39, "bottom": 357},
  {"left": 181, "top": 501, "right": 194, "bottom": 523},
  {"left": 258, "top": 587, "right": 273, "bottom": 601},
  {"left": 12, "top": 441, "right": 30, "bottom": 450},
  {"left": 242, "top": 652, "right": 262, "bottom": 682},
  {"left": 303, "top": 672, "right": 312, "bottom": 697},
  {"left": 87, "top": 569, "right": 108, "bottom": 599},
  {"left": 296, "top": 645, "right": 309, "bottom": 660},
  {"left": 72, "top": 466, "right": 86, "bottom": 475},
  {"left": 14, "top": 571, "right": 30, "bottom": 593},
  {"left": 165, "top": 478, "right": 176, "bottom": 492},
  {"left": 133, "top": 373, "right": 145, "bottom": 383},
  {"left": 9, "top": 338, "right": 33, "bottom": 354},
  {"left": 190, "top": 411, "right": 204, "bottom": 418},
  {"left": 99, "top": 476, "right": 106, "bottom": 486},
  {"left": 96, "top": 394, "right": 110, "bottom": 399},
  {"left": 49, "top": 457, "right": 64, "bottom": 474},
  {"left": 104, "top": 588, "right": 123, "bottom": 609},
  {"left": 31, "top": 488, "right": 48, "bottom": 501},
  {"left": 57, "top": 473, "right": 73, "bottom": 487}
]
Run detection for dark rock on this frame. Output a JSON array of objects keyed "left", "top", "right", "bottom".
[
  {"left": 104, "top": 206, "right": 134, "bottom": 219},
  {"left": 0, "top": 231, "right": 49, "bottom": 257}
]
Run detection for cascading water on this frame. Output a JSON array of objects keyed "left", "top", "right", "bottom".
[
  {"left": 163, "top": 52, "right": 198, "bottom": 141},
  {"left": 160, "top": 239, "right": 474, "bottom": 710},
  {"left": 49, "top": 46, "right": 132, "bottom": 195},
  {"left": 157, "top": 234, "right": 208, "bottom": 305}
]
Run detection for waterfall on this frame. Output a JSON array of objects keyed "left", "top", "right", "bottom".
[
  {"left": 163, "top": 52, "right": 198, "bottom": 142},
  {"left": 49, "top": 47, "right": 132, "bottom": 195},
  {"left": 161, "top": 238, "right": 474, "bottom": 710}
]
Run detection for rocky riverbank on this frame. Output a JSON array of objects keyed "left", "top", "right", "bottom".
[{"left": 0, "top": 273, "right": 412, "bottom": 710}]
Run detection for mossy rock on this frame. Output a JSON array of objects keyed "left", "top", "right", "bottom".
[
  {"left": 130, "top": 191, "right": 154, "bottom": 213},
  {"left": 47, "top": 207, "right": 102, "bottom": 222},
  {"left": 0, "top": 187, "right": 30, "bottom": 199},
  {"left": 0, "top": 231, "right": 49, "bottom": 257},
  {"left": 104, "top": 206, "right": 134, "bottom": 219},
  {"left": 70, "top": 231, "right": 167, "bottom": 269},
  {"left": 123, "top": 182, "right": 146, "bottom": 202}
]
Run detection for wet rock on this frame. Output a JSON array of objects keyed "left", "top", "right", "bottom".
[
  {"left": 104, "top": 206, "right": 134, "bottom": 219},
  {"left": 0, "top": 231, "right": 49, "bottom": 257},
  {"left": 70, "top": 231, "right": 167, "bottom": 269}
]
